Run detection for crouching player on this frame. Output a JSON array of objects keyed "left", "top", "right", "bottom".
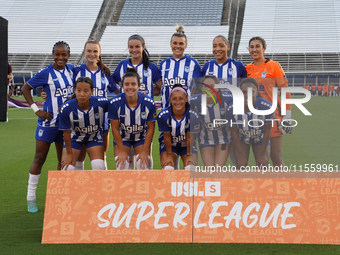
[
  {"left": 227, "top": 78, "right": 275, "bottom": 169},
  {"left": 59, "top": 77, "right": 108, "bottom": 170},
  {"left": 157, "top": 84, "right": 200, "bottom": 170}
]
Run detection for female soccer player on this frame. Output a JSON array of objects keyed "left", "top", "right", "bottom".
[
  {"left": 59, "top": 77, "right": 108, "bottom": 171},
  {"left": 246, "top": 36, "right": 292, "bottom": 168},
  {"left": 109, "top": 68, "right": 156, "bottom": 170},
  {"left": 73, "top": 39, "right": 119, "bottom": 170},
  {"left": 157, "top": 84, "right": 200, "bottom": 170},
  {"left": 158, "top": 25, "right": 202, "bottom": 109},
  {"left": 191, "top": 75, "right": 233, "bottom": 168},
  {"left": 202, "top": 35, "right": 247, "bottom": 90},
  {"left": 227, "top": 78, "right": 274, "bottom": 169},
  {"left": 21, "top": 41, "right": 74, "bottom": 213},
  {"left": 112, "top": 34, "right": 161, "bottom": 169}
]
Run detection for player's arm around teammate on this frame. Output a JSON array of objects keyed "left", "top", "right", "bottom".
[
  {"left": 109, "top": 68, "right": 156, "bottom": 170},
  {"left": 59, "top": 77, "right": 108, "bottom": 170},
  {"left": 21, "top": 41, "right": 74, "bottom": 213}
]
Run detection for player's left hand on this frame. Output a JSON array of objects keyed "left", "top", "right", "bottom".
[{"left": 279, "top": 110, "right": 293, "bottom": 135}]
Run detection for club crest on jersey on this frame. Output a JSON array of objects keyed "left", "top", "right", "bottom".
[
  {"left": 38, "top": 129, "right": 43, "bottom": 137},
  {"left": 184, "top": 66, "right": 190, "bottom": 73},
  {"left": 141, "top": 112, "right": 147, "bottom": 119},
  {"left": 101, "top": 77, "right": 105, "bottom": 84},
  {"left": 208, "top": 72, "right": 214, "bottom": 75},
  {"left": 95, "top": 113, "right": 100, "bottom": 119},
  {"left": 143, "top": 70, "right": 149, "bottom": 77},
  {"left": 228, "top": 68, "right": 233, "bottom": 76},
  {"left": 261, "top": 71, "right": 267, "bottom": 78},
  {"left": 220, "top": 108, "right": 225, "bottom": 115}
]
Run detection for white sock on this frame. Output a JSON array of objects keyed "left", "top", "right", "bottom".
[
  {"left": 65, "top": 165, "right": 76, "bottom": 170},
  {"left": 91, "top": 159, "right": 105, "bottom": 170},
  {"left": 115, "top": 156, "right": 129, "bottom": 170},
  {"left": 27, "top": 173, "right": 40, "bottom": 201},
  {"left": 75, "top": 161, "right": 84, "bottom": 170},
  {"left": 174, "top": 155, "right": 180, "bottom": 170},
  {"left": 164, "top": 166, "right": 174, "bottom": 170},
  {"left": 184, "top": 165, "right": 195, "bottom": 170},
  {"left": 104, "top": 156, "right": 107, "bottom": 170}
]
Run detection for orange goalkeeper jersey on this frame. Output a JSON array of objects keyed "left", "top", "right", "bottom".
[{"left": 246, "top": 58, "right": 290, "bottom": 116}]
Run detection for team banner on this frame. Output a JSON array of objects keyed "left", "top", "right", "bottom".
[{"left": 42, "top": 170, "right": 340, "bottom": 244}]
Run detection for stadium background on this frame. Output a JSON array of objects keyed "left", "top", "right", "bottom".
[{"left": 1, "top": 0, "right": 340, "bottom": 253}]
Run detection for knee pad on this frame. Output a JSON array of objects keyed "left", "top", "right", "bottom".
[
  {"left": 184, "top": 165, "right": 195, "bottom": 170},
  {"left": 91, "top": 159, "right": 105, "bottom": 170},
  {"left": 66, "top": 165, "right": 76, "bottom": 171},
  {"left": 115, "top": 156, "right": 129, "bottom": 170},
  {"left": 163, "top": 166, "right": 175, "bottom": 170}
]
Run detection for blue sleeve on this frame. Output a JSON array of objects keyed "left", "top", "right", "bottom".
[
  {"left": 73, "top": 66, "right": 81, "bottom": 83},
  {"left": 193, "top": 60, "right": 203, "bottom": 78},
  {"left": 107, "top": 76, "right": 119, "bottom": 93},
  {"left": 112, "top": 61, "right": 124, "bottom": 84},
  {"left": 238, "top": 62, "right": 247, "bottom": 78},
  {"left": 147, "top": 101, "right": 157, "bottom": 122},
  {"left": 151, "top": 63, "right": 161, "bottom": 83},
  {"left": 27, "top": 68, "right": 49, "bottom": 88},
  {"left": 201, "top": 62, "right": 209, "bottom": 76},
  {"left": 59, "top": 104, "right": 71, "bottom": 130},
  {"left": 189, "top": 109, "right": 200, "bottom": 133},
  {"left": 226, "top": 103, "right": 235, "bottom": 123},
  {"left": 108, "top": 99, "right": 119, "bottom": 120},
  {"left": 157, "top": 112, "right": 170, "bottom": 133}
]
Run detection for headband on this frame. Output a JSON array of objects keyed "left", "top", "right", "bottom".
[{"left": 171, "top": 87, "right": 187, "bottom": 96}]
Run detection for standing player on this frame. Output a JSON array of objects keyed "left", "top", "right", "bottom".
[
  {"left": 112, "top": 34, "right": 161, "bottom": 169},
  {"left": 59, "top": 77, "right": 108, "bottom": 170},
  {"left": 227, "top": 78, "right": 274, "bottom": 169},
  {"left": 109, "top": 68, "right": 156, "bottom": 170},
  {"left": 157, "top": 84, "right": 200, "bottom": 170},
  {"left": 158, "top": 25, "right": 202, "bottom": 109},
  {"left": 191, "top": 75, "right": 233, "bottom": 168},
  {"left": 73, "top": 39, "right": 119, "bottom": 170},
  {"left": 21, "top": 41, "right": 74, "bottom": 213},
  {"left": 201, "top": 35, "right": 247, "bottom": 91},
  {"left": 246, "top": 36, "right": 292, "bottom": 168}
]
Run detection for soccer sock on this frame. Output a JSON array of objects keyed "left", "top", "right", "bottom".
[
  {"left": 115, "top": 156, "right": 129, "bottom": 170},
  {"left": 91, "top": 159, "right": 105, "bottom": 170},
  {"left": 104, "top": 156, "right": 107, "bottom": 170},
  {"left": 75, "top": 161, "right": 84, "bottom": 170},
  {"left": 184, "top": 165, "right": 195, "bottom": 170},
  {"left": 164, "top": 166, "right": 174, "bottom": 170},
  {"left": 27, "top": 173, "right": 40, "bottom": 201},
  {"left": 174, "top": 155, "right": 180, "bottom": 170}
]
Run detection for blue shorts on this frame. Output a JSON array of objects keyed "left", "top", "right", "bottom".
[
  {"left": 114, "top": 139, "right": 145, "bottom": 148},
  {"left": 159, "top": 142, "right": 198, "bottom": 156},
  {"left": 71, "top": 140, "right": 103, "bottom": 150},
  {"left": 35, "top": 125, "right": 63, "bottom": 144}
]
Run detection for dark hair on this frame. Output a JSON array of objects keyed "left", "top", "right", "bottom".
[
  {"left": 201, "top": 75, "right": 224, "bottom": 106},
  {"left": 171, "top": 24, "right": 187, "bottom": 43},
  {"left": 84, "top": 38, "right": 102, "bottom": 66},
  {"left": 52, "top": 41, "right": 70, "bottom": 54},
  {"left": 122, "top": 68, "right": 141, "bottom": 86},
  {"left": 213, "top": 35, "right": 229, "bottom": 45},
  {"left": 169, "top": 84, "right": 189, "bottom": 111},
  {"left": 249, "top": 36, "right": 267, "bottom": 49},
  {"left": 240, "top": 78, "right": 260, "bottom": 97},
  {"left": 128, "top": 34, "right": 151, "bottom": 69}
]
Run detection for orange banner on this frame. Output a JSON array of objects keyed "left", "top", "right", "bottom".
[{"left": 42, "top": 171, "right": 340, "bottom": 244}]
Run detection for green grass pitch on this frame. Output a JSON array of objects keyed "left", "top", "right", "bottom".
[{"left": 0, "top": 96, "right": 339, "bottom": 254}]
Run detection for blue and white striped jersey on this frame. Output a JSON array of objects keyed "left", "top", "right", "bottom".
[
  {"left": 74, "top": 64, "right": 119, "bottom": 98},
  {"left": 112, "top": 59, "right": 161, "bottom": 99},
  {"left": 59, "top": 96, "right": 109, "bottom": 143},
  {"left": 201, "top": 58, "right": 247, "bottom": 90},
  {"left": 191, "top": 92, "right": 233, "bottom": 145},
  {"left": 227, "top": 97, "right": 275, "bottom": 145},
  {"left": 159, "top": 55, "right": 202, "bottom": 108},
  {"left": 108, "top": 92, "right": 157, "bottom": 142},
  {"left": 157, "top": 106, "right": 200, "bottom": 147},
  {"left": 27, "top": 64, "right": 74, "bottom": 127}
]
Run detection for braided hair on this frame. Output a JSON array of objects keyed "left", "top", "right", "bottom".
[{"left": 52, "top": 41, "right": 70, "bottom": 54}]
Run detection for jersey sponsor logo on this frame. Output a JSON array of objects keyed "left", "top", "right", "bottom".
[
  {"left": 74, "top": 125, "right": 99, "bottom": 134},
  {"left": 228, "top": 68, "right": 233, "bottom": 76},
  {"left": 173, "top": 135, "right": 186, "bottom": 143},
  {"left": 120, "top": 123, "right": 144, "bottom": 134},
  {"left": 55, "top": 85, "right": 73, "bottom": 98},
  {"left": 259, "top": 85, "right": 265, "bottom": 91},
  {"left": 93, "top": 88, "right": 105, "bottom": 97},
  {"left": 261, "top": 71, "right": 267, "bottom": 78},
  {"left": 239, "top": 128, "right": 262, "bottom": 138},
  {"left": 38, "top": 129, "right": 44, "bottom": 137},
  {"left": 163, "top": 77, "right": 187, "bottom": 87}
]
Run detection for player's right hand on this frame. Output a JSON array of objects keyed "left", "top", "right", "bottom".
[{"left": 35, "top": 110, "right": 53, "bottom": 121}]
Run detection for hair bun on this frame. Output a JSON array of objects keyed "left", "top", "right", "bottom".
[
  {"left": 176, "top": 25, "right": 185, "bottom": 33},
  {"left": 126, "top": 67, "right": 138, "bottom": 74}
]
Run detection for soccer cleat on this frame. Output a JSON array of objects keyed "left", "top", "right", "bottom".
[{"left": 27, "top": 200, "right": 38, "bottom": 213}]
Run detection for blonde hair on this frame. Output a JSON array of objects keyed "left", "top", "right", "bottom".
[{"left": 171, "top": 24, "right": 187, "bottom": 43}]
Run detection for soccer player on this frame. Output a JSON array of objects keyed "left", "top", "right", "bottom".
[
  {"left": 317, "top": 83, "right": 322, "bottom": 96},
  {"left": 21, "top": 41, "right": 74, "bottom": 213},
  {"left": 59, "top": 77, "right": 108, "bottom": 171},
  {"left": 329, "top": 82, "right": 334, "bottom": 96},
  {"left": 227, "top": 78, "right": 275, "bottom": 169},
  {"left": 157, "top": 84, "right": 200, "bottom": 170},
  {"left": 73, "top": 39, "right": 119, "bottom": 170},
  {"left": 112, "top": 34, "right": 161, "bottom": 169},
  {"left": 246, "top": 36, "right": 292, "bottom": 168},
  {"left": 305, "top": 83, "right": 310, "bottom": 92},
  {"left": 109, "top": 68, "right": 156, "bottom": 170},
  {"left": 191, "top": 75, "right": 233, "bottom": 168},
  {"left": 158, "top": 25, "right": 202, "bottom": 109},
  {"left": 201, "top": 35, "right": 247, "bottom": 91},
  {"left": 323, "top": 83, "right": 329, "bottom": 96},
  {"left": 311, "top": 83, "right": 317, "bottom": 97}
]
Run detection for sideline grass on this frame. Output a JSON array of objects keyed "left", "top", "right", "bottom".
[{"left": 0, "top": 96, "right": 339, "bottom": 254}]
